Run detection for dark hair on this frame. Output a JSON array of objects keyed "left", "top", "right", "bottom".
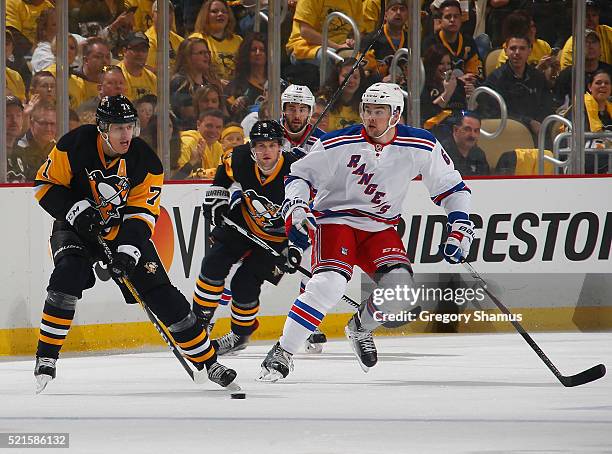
[
  {"left": 587, "top": 68, "right": 612, "bottom": 87},
  {"left": 318, "top": 58, "right": 368, "bottom": 114},
  {"left": 135, "top": 94, "right": 158, "bottom": 106},
  {"left": 505, "top": 34, "right": 532, "bottom": 47},
  {"left": 83, "top": 37, "right": 110, "bottom": 57},
  {"left": 438, "top": 0, "right": 461, "bottom": 13},
  {"left": 501, "top": 10, "right": 532, "bottom": 43},
  {"left": 198, "top": 108, "right": 224, "bottom": 121},
  {"left": 69, "top": 109, "right": 80, "bottom": 123},
  {"left": 453, "top": 110, "right": 481, "bottom": 126},
  {"left": 422, "top": 45, "right": 452, "bottom": 85},
  {"left": 142, "top": 113, "right": 182, "bottom": 170},
  {"left": 233, "top": 32, "right": 267, "bottom": 85}
]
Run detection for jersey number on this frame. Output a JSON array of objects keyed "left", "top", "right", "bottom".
[
  {"left": 441, "top": 148, "right": 451, "bottom": 166},
  {"left": 42, "top": 158, "right": 52, "bottom": 179},
  {"left": 146, "top": 186, "right": 162, "bottom": 206}
]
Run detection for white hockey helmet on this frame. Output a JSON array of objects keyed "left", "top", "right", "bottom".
[
  {"left": 281, "top": 84, "right": 315, "bottom": 113},
  {"left": 360, "top": 83, "right": 404, "bottom": 138}
]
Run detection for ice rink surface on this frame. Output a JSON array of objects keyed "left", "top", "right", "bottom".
[{"left": 1, "top": 332, "right": 611, "bottom": 454}]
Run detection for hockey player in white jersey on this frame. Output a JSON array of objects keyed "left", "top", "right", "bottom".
[
  {"left": 280, "top": 84, "right": 328, "bottom": 353},
  {"left": 259, "top": 82, "right": 475, "bottom": 381}
]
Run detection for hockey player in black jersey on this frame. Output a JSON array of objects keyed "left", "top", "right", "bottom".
[
  {"left": 192, "top": 120, "right": 299, "bottom": 355},
  {"left": 33, "top": 95, "right": 237, "bottom": 393}
]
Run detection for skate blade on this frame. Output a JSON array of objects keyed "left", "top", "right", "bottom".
[
  {"left": 344, "top": 326, "right": 370, "bottom": 374},
  {"left": 257, "top": 367, "right": 284, "bottom": 382},
  {"left": 35, "top": 374, "right": 53, "bottom": 394},
  {"left": 304, "top": 342, "right": 323, "bottom": 354},
  {"left": 225, "top": 382, "right": 242, "bottom": 392}
]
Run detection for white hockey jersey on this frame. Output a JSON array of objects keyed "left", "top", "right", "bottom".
[
  {"left": 285, "top": 124, "right": 471, "bottom": 232},
  {"left": 281, "top": 123, "right": 326, "bottom": 158}
]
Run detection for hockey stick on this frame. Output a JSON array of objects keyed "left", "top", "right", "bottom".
[
  {"left": 221, "top": 216, "right": 419, "bottom": 328},
  {"left": 302, "top": 20, "right": 386, "bottom": 145},
  {"left": 96, "top": 236, "right": 207, "bottom": 384},
  {"left": 463, "top": 261, "right": 606, "bottom": 387}
]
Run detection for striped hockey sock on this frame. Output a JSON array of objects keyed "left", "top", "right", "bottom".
[
  {"left": 37, "top": 302, "right": 75, "bottom": 359},
  {"left": 192, "top": 275, "right": 224, "bottom": 316},
  {"left": 230, "top": 300, "right": 260, "bottom": 335}
]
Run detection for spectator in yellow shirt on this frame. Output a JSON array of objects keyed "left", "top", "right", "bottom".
[
  {"left": 220, "top": 123, "right": 245, "bottom": 152},
  {"left": 178, "top": 109, "right": 225, "bottom": 178},
  {"left": 75, "top": 37, "right": 113, "bottom": 101},
  {"left": 118, "top": 32, "right": 158, "bottom": 102},
  {"left": 5, "top": 0, "right": 54, "bottom": 54},
  {"left": 190, "top": 0, "right": 243, "bottom": 83},
  {"left": 43, "top": 35, "right": 86, "bottom": 109},
  {"left": 77, "top": 65, "right": 127, "bottom": 118},
  {"left": 6, "top": 67, "right": 27, "bottom": 104},
  {"left": 127, "top": 0, "right": 155, "bottom": 32},
  {"left": 145, "top": 1, "right": 185, "bottom": 70}
]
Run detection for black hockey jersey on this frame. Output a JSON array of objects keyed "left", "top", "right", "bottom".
[
  {"left": 34, "top": 124, "right": 164, "bottom": 249},
  {"left": 215, "top": 144, "right": 296, "bottom": 243}
]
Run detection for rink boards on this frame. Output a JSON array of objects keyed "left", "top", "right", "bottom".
[{"left": 1, "top": 176, "right": 611, "bottom": 355}]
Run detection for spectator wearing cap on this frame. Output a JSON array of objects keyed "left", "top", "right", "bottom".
[
  {"left": 226, "top": 33, "right": 268, "bottom": 122},
  {"left": 481, "top": 34, "right": 553, "bottom": 137},
  {"left": 422, "top": 0, "right": 482, "bottom": 99},
  {"left": 16, "top": 101, "right": 57, "bottom": 179},
  {"left": 145, "top": 1, "right": 185, "bottom": 70},
  {"left": 554, "top": 29, "right": 612, "bottom": 108},
  {"left": 6, "top": 96, "right": 30, "bottom": 183},
  {"left": 74, "top": 37, "right": 113, "bottom": 101},
  {"left": 220, "top": 123, "right": 245, "bottom": 152},
  {"left": 190, "top": 0, "right": 243, "bottom": 83},
  {"left": 118, "top": 32, "right": 158, "bottom": 102},
  {"left": 560, "top": 0, "right": 612, "bottom": 69},
  {"left": 286, "top": 0, "right": 363, "bottom": 67},
  {"left": 178, "top": 108, "right": 225, "bottom": 178},
  {"left": 361, "top": 0, "right": 410, "bottom": 79},
  {"left": 5, "top": 0, "right": 54, "bottom": 57},
  {"left": 440, "top": 112, "right": 490, "bottom": 175}
]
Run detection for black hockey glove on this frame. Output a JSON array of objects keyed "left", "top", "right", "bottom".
[
  {"left": 109, "top": 245, "right": 141, "bottom": 279},
  {"left": 66, "top": 200, "right": 103, "bottom": 239},
  {"left": 277, "top": 245, "right": 302, "bottom": 274},
  {"left": 202, "top": 185, "right": 230, "bottom": 227}
]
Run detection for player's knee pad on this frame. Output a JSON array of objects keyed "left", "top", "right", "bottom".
[
  {"left": 370, "top": 263, "right": 418, "bottom": 315},
  {"left": 49, "top": 222, "right": 90, "bottom": 265},
  {"left": 45, "top": 290, "right": 78, "bottom": 311},
  {"left": 48, "top": 254, "right": 95, "bottom": 297},
  {"left": 142, "top": 284, "right": 191, "bottom": 327},
  {"left": 301, "top": 271, "right": 348, "bottom": 314}
]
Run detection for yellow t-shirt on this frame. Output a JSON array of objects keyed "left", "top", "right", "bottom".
[
  {"left": 327, "top": 104, "right": 361, "bottom": 132},
  {"left": 126, "top": 0, "right": 155, "bottom": 32},
  {"left": 6, "top": 68, "right": 26, "bottom": 103},
  {"left": 145, "top": 26, "right": 184, "bottom": 69},
  {"left": 560, "top": 24, "right": 612, "bottom": 69},
  {"left": 43, "top": 64, "right": 86, "bottom": 110},
  {"left": 189, "top": 32, "right": 242, "bottom": 81},
  {"left": 5, "top": 0, "right": 54, "bottom": 45},
  {"left": 118, "top": 60, "right": 158, "bottom": 102},
  {"left": 178, "top": 130, "right": 224, "bottom": 172},
  {"left": 496, "top": 38, "right": 552, "bottom": 68},
  {"left": 286, "top": 0, "right": 364, "bottom": 61}
]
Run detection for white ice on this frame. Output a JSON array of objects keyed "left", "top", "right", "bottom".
[{"left": 1, "top": 332, "right": 611, "bottom": 453}]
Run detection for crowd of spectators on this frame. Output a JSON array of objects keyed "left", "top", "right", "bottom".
[{"left": 4, "top": 0, "right": 612, "bottom": 183}]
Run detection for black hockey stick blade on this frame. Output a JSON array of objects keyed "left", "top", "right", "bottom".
[{"left": 560, "top": 363, "right": 606, "bottom": 387}]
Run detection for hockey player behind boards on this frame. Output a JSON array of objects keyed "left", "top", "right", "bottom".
[
  {"left": 280, "top": 84, "right": 328, "bottom": 353},
  {"left": 33, "top": 95, "right": 237, "bottom": 393},
  {"left": 193, "top": 120, "right": 299, "bottom": 356},
  {"left": 260, "top": 82, "right": 475, "bottom": 381}
]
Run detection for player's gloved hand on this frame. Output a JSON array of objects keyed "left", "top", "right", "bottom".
[
  {"left": 229, "top": 189, "right": 243, "bottom": 211},
  {"left": 109, "top": 245, "right": 141, "bottom": 279},
  {"left": 282, "top": 199, "right": 317, "bottom": 251},
  {"left": 289, "top": 147, "right": 306, "bottom": 159},
  {"left": 66, "top": 200, "right": 103, "bottom": 239},
  {"left": 277, "top": 245, "right": 302, "bottom": 274},
  {"left": 202, "top": 185, "right": 230, "bottom": 227},
  {"left": 442, "top": 219, "right": 475, "bottom": 264}
]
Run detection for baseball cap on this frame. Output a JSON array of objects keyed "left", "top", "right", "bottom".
[
  {"left": 125, "top": 32, "right": 149, "bottom": 48},
  {"left": 585, "top": 28, "right": 600, "bottom": 41},
  {"left": 6, "top": 95, "right": 24, "bottom": 110},
  {"left": 386, "top": 0, "right": 408, "bottom": 10}
]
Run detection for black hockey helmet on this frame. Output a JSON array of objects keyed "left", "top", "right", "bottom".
[
  {"left": 249, "top": 120, "right": 284, "bottom": 145},
  {"left": 96, "top": 95, "right": 138, "bottom": 128}
]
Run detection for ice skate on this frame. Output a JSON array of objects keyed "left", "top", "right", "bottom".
[
  {"left": 34, "top": 357, "right": 56, "bottom": 394},
  {"left": 206, "top": 361, "right": 238, "bottom": 388},
  {"left": 345, "top": 315, "right": 377, "bottom": 372},
  {"left": 212, "top": 331, "right": 250, "bottom": 356},
  {"left": 304, "top": 328, "right": 327, "bottom": 354},
  {"left": 258, "top": 342, "right": 294, "bottom": 382}
]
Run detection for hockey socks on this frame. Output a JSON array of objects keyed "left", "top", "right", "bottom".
[
  {"left": 169, "top": 312, "right": 216, "bottom": 369},
  {"left": 36, "top": 291, "right": 77, "bottom": 359}
]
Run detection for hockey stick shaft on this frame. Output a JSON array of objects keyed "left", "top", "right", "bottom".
[
  {"left": 303, "top": 23, "right": 386, "bottom": 145},
  {"left": 97, "top": 236, "right": 197, "bottom": 381},
  {"left": 463, "top": 262, "right": 605, "bottom": 387}
]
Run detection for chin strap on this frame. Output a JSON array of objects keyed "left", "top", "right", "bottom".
[
  {"left": 98, "top": 128, "right": 120, "bottom": 156},
  {"left": 365, "top": 109, "right": 401, "bottom": 140}
]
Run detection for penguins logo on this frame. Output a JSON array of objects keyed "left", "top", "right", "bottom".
[
  {"left": 87, "top": 160, "right": 130, "bottom": 223},
  {"left": 243, "top": 190, "right": 281, "bottom": 229}
]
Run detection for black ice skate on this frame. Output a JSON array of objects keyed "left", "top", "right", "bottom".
[
  {"left": 304, "top": 328, "right": 327, "bottom": 354},
  {"left": 212, "top": 331, "right": 250, "bottom": 356},
  {"left": 34, "top": 357, "right": 56, "bottom": 394},
  {"left": 258, "top": 342, "right": 294, "bottom": 382},
  {"left": 345, "top": 315, "right": 378, "bottom": 372},
  {"left": 206, "top": 361, "right": 238, "bottom": 388}
]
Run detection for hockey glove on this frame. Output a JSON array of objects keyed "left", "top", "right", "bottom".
[
  {"left": 109, "top": 245, "right": 141, "bottom": 279},
  {"left": 276, "top": 245, "right": 302, "bottom": 274},
  {"left": 282, "top": 199, "right": 317, "bottom": 251},
  {"left": 442, "top": 219, "right": 475, "bottom": 264},
  {"left": 66, "top": 200, "right": 103, "bottom": 239},
  {"left": 289, "top": 147, "right": 307, "bottom": 159},
  {"left": 202, "top": 186, "right": 230, "bottom": 227}
]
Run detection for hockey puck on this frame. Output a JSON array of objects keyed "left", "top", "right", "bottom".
[{"left": 230, "top": 392, "right": 246, "bottom": 399}]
